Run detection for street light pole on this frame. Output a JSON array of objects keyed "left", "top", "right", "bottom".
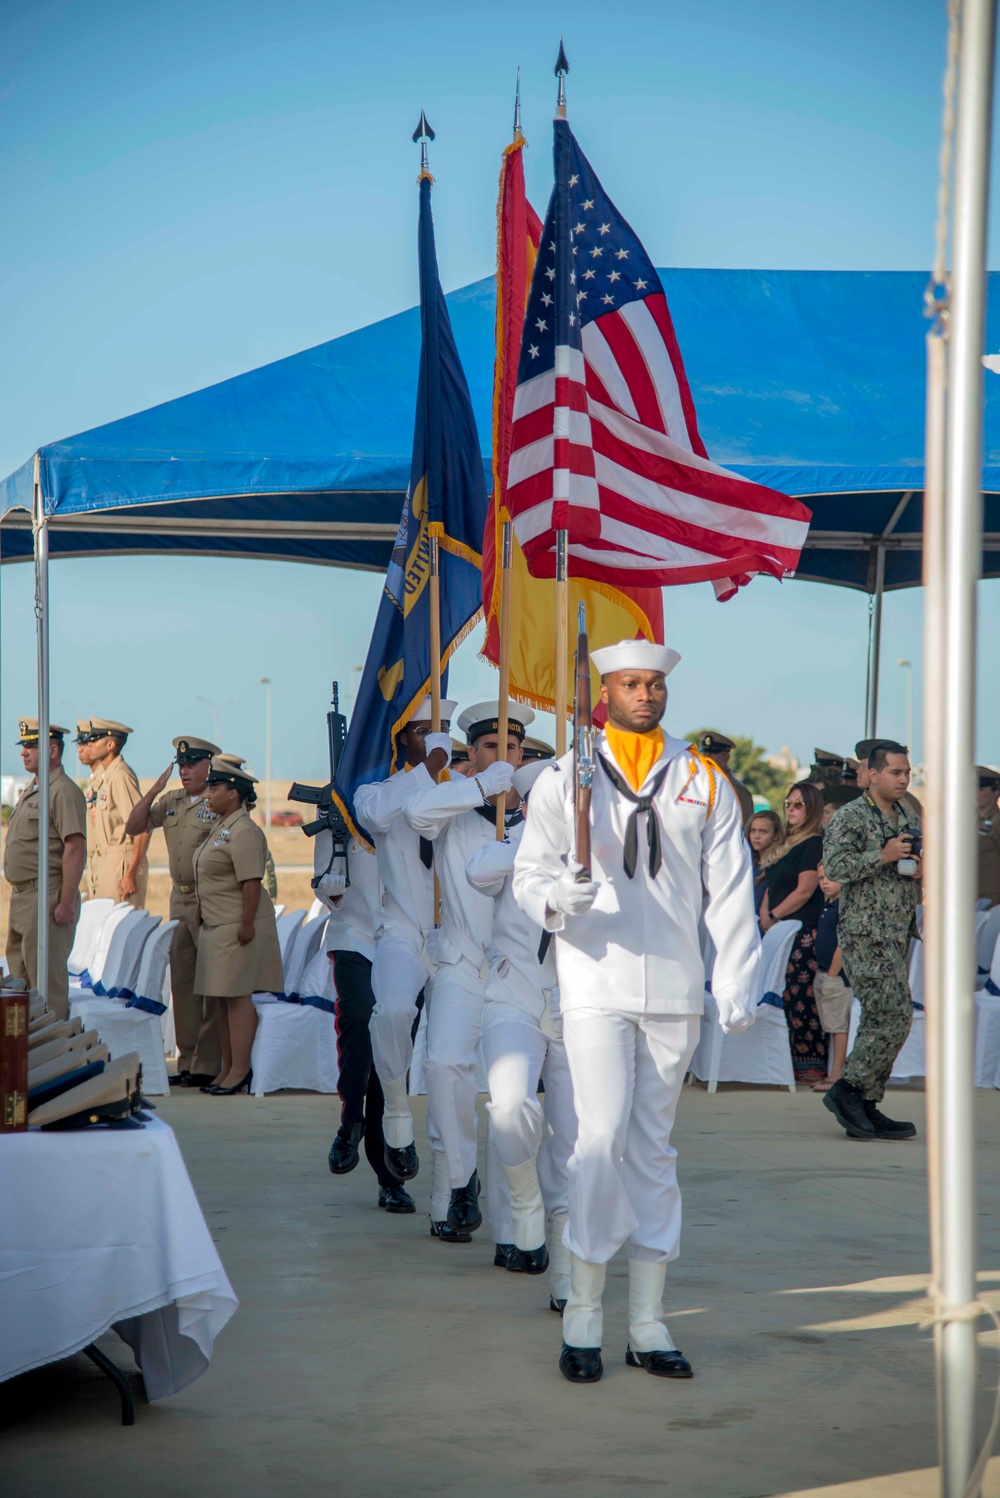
[
  {"left": 259, "top": 678, "right": 272, "bottom": 831},
  {"left": 194, "top": 695, "right": 237, "bottom": 746},
  {"left": 896, "top": 659, "right": 913, "bottom": 757}
]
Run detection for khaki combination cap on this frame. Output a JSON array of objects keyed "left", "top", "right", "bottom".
[
  {"left": 215, "top": 752, "right": 246, "bottom": 768},
  {"left": 73, "top": 718, "right": 98, "bottom": 744},
  {"left": 699, "top": 731, "right": 736, "bottom": 754},
  {"left": 17, "top": 717, "right": 69, "bottom": 745},
  {"left": 521, "top": 736, "right": 556, "bottom": 762},
  {"left": 206, "top": 756, "right": 259, "bottom": 788},
  {"left": 976, "top": 765, "right": 1000, "bottom": 785},
  {"left": 89, "top": 717, "right": 133, "bottom": 737},
  {"left": 172, "top": 735, "right": 221, "bottom": 760}
]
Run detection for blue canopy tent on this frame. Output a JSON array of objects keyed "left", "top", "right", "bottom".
[{"left": 3, "top": 268, "right": 999, "bottom": 733}]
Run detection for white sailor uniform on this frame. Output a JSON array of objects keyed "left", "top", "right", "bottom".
[
  {"left": 513, "top": 731, "right": 759, "bottom": 1352},
  {"left": 354, "top": 765, "right": 437, "bottom": 1149},
  {"left": 466, "top": 827, "right": 578, "bottom": 1292},
  {"left": 404, "top": 773, "right": 521, "bottom": 1222}
]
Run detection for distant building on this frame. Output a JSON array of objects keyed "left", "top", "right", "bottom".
[{"left": 767, "top": 744, "right": 802, "bottom": 780}]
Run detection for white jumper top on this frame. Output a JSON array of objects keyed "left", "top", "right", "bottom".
[{"left": 512, "top": 730, "right": 760, "bottom": 1016}]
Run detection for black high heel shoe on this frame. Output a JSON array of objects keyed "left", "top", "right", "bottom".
[{"left": 208, "top": 1071, "right": 253, "bottom": 1095}]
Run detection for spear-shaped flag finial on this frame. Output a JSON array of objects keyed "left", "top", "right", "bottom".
[
  {"left": 513, "top": 66, "right": 522, "bottom": 138},
  {"left": 554, "top": 38, "right": 569, "bottom": 119},
  {"left": 412, "top": 110, "right": 436, "bottom": 176}
]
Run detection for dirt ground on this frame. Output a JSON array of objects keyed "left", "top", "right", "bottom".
[{"left": 3, "top": 1086, "right": 1000, "bottom": 1497}]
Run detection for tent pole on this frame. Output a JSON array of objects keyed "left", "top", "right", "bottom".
[
  {"left": 866, "top": 544, "right": 886, "bottom": 738},
  {"left": 936, "top": 0, "right": 995, "bottom": 1491},
  {"left": 32, "top": 455, "right": 51, "bottom": 1001}
]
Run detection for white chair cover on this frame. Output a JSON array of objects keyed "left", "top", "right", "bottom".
[
  {"left": 67, "top": 997, "right": 171, "bottom": 1094},
  {"left": 689, "top": 920, "right": 800, "bottom": 1093},
  {"left": 307, "top": 897, "right": 326, "bottom": 922},
  {"left": 69, "top": 905, "right": 139, "bottom": 996},
  {"left": 975, "top": 935, "right": 1000, "bottom": 1088},
  {"left": 275, "top": 910, "right": 305, "bottom": 966},
  {"left": 67, "top": 899, "right": 114, "bottom": 975},
  {"left": 284, "top": 915, "right": 328, "bottom": 996},
  {"left": 977, "top": 907, "right": 1000, "bottom": 979},
  {"left": 248, "top": 932, "right": 340, "bottom": 1096}
]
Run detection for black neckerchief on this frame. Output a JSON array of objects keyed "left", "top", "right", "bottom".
[
  {"left": 473, "top": 804, "right": 524, "bottom": 831},
  {"left": 597, "top": 752, "right": 670, "bottom": 879},
  {"left": 419, "top": 837, "right": 434, "bottom": 869}
]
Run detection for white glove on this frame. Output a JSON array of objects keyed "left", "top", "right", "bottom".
[
  {"left": 474, "top": 760, "right": 515, "bottom": 798},
  {"left": 717, "top": 999, "right": 755, "bottom": 1036},
  {"left": 547, "top": 862, "right": 599, "bottom": 916},
  {"left": 423, "top": 732, "right": 453, "bottom": 763},
  {"left": 315, "top": 870, "right": 346, "bottom": 911}
]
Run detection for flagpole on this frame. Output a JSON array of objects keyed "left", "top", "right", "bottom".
[
  {"left": 553, "top": 40, "right": 571, "bottom": 757},
  {"left": 495, "top": 516, "right": 513, "bottom": 836}
]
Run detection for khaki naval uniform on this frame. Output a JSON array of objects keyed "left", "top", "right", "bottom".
[
  {"left": 86, "top": 754, "right": 148, "bottom": 907},
  {"left": 4, "top": 767, "right": 87, "bottom": 1020},
  {"left": 147, "top": 787, "right": 222, "bottom": 1076},
  {"left": 192, "top": 808, "right": 283, "bottom": 996}
]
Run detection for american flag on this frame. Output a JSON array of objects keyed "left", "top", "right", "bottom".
[{"left": 506, "top": 120, "right": 811, "bottom": 599}]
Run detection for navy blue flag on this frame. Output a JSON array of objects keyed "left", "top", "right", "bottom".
[{"left": 333, "top": 173, "right": 488, "bottom": 845}]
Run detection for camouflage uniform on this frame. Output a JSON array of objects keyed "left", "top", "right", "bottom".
[{"left": 823, "top": 795, "right": 920, "bottom": 1101}]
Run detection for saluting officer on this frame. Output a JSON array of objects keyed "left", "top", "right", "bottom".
[
  {"left": 125, "top": 736, "right": 222, "bottom": 1086},
  {"left": 85, "top": 717, "right": 149, "bottom": 908},
  {"left": 4, "top": 719, "right": 88, "bottom": 1020}
]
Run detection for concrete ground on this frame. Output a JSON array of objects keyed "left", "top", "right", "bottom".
[{"left": 4, "top": 1083, "right": 1000, "bottom": 1498}]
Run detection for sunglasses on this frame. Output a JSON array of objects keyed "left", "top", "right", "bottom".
[{"left": 784, "top": 798, "right": 806, "bottom": 810}]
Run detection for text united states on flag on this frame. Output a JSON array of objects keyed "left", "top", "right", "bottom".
[{"left": 507, "top": 121, "right": 811, "bottom": 599}]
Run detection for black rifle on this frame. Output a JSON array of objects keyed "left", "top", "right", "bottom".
[{"left": 288, "top": 682, "right": 352, "bottom": 888}]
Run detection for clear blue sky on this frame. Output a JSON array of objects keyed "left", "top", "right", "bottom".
[{"left": 2, "top": 0, "right": 998, "bottom": 779}]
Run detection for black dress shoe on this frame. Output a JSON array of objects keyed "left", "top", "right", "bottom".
[
  {"left": 384, "top": 1142, "right": 419, "bottom": 1181},
  {"left": 559, "top": 1344, "right": 603, "bottom": 1383},
  {"left": 179, "top": 1072, "right": 216, "bottom": 1088},
  {"left": 446, "top": 1170, "right": 482, "bottom": 1234},
  {"left": 169, "top": 1071, "right": 190, "bottom": 1087},
  {"left": 429, "top": 1219, "right": 472, "bottom": 1244},
  {"left": 863, "top": 1100, "right": 917, "bottom": 1139},
  {"left": 823, "top": 1078, "right": 875, "bottom": 1138},
  {"left": 378, "top": 1183, "right": 415, "bottom": 1213},
  {"left": 550, "top": 1296, "right": 567, "bottom": 1315},
  {"left": 510, "top": 1244, "right": 549, "bottom": 1275},
  {"left": 626, "top": 1344, "right": 693, "bottom": 1378},
  {"left": 209, "top": 1071, "right": 253, "bottom": 1096},
  {"left": 494, "top": 1243, "right": 523, "bottom": 1272},
  {"left": 329, "top": 1122, "right": 364, "bottom": 1174}
]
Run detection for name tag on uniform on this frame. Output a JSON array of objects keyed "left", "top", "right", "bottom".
[{"left": 165, "top": 808, "right": 177, "bottom": 818}]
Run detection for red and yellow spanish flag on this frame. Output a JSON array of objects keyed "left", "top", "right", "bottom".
[{"left": 481, "top": 131, "right": 664, "bottom": 719}]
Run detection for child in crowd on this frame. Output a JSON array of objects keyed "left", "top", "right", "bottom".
[{"left": 746, "top": 810, "right": 784, "bottom": 914}]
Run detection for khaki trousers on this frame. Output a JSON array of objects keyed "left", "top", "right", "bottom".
[
  {"left": 88, "top": 847, "right": 149, "bottom": 909},
  {"left": 169, "top": 891, "right": 221, "bottom": 1076},
  {"left": 5, "top": 885, "right": 79, "bottom": 1020}
]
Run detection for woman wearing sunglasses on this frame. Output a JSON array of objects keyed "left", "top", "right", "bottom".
[{"left": 759, "top": 780, "right": 827, "bottom": 1083}]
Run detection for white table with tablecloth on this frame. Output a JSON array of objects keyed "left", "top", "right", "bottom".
[{"left": 0, "top": 1114, "right": 237, "bottom": 1401}]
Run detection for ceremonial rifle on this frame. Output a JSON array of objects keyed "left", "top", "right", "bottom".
[
  {"left": 288, "top": 682, "right": 352, "bottom": 888},
  {"left": 573, "top": 602, "right": 594, "bottom": 878}
]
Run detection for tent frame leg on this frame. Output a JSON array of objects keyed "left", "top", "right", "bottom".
[{"left": 32, "top": 456, "right": 51, "bottom": 1001}]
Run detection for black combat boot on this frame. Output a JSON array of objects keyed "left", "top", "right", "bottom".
[
  {"left": 823, "top": 1078, "right": 875, "bottom": 1138},
  {"left": 863, "top": 1100, "right": 917, "bottom": 1140}
]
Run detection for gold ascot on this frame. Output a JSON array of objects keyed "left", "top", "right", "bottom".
[{"left": 17, "top": 718, "right": 69, "bottom": 744}]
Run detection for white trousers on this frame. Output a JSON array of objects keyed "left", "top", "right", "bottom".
[
  {"left": 562, "top": 1008, "right": 700, "bottom": 1265},
  {"left": 424, "top": 958, "right": 486, "bottom": 1190},
  {"left": 369, "top": 936, "right": 430, "bottom": 1085},
  {"left": 482, "top": 1005, "right": 577, "bottom": 1213}
]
